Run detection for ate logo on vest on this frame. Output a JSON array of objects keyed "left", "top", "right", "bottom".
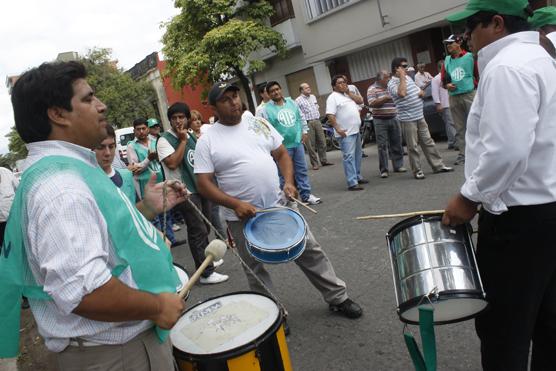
[
  {"left": 451, "top": 67, "right": 466, "bottom": 82},
  {"left": 277, "top": 109, "right": 297, "bottom": 128},
  {"left": 187, "top": 149, "right": 195, "bottom": 167}
]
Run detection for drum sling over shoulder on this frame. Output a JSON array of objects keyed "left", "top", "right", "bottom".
[{"left": 404, "top": 306, "right": 437, "bottom": 371}]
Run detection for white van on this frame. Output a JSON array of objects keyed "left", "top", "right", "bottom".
[{"left": 115, "top": 127, "right": 135, "bottom": 165}]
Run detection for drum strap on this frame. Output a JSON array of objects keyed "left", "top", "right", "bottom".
[{"left": 403, "top": 306, "right": 437, "bottom": 371}]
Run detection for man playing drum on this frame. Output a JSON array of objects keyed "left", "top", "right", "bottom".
[
  {"left": 442, "top": 1, "right": 556, "bottom": 369},
  {"left": 195, "top": 82, "right": 363, "bottom": 326},
  {"left": 0, "top": 61, "right": 187, "bottom": 370}
]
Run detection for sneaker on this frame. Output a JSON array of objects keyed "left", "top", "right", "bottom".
[
  {"left": 434, "top": 165, "right": 454, "bottom": 173},
  {"left": 414, "top": 171, "right": 425, "bottom": 180},
  {"left": 304, "top": 194, "right": 322, "bottom": 205},
  {"left": 199, "top": 272, "right": 229, "bottom": 285},
  {"left": 172, "top": 224, "right": 181, "bottom": 232},
  {"left": 454, "top": 155, "right": 465, "bottom": 165},
  {"left": 362, "top": 152, "right": 369, "bottom": 158},
  {"left": 380, "top": 172, "right": 388, "bottom": 178},
  {"left": 348, "top": 185, "right": 364, "bottom": 191},
  {"left": 171, "top": 239, "right": 187, "bottom": 248},
  {"left": 312, "top": 165, "right": 319, "bottom": 170},
  {"left": 394, "top": 167, "right": 407, "bottom": 173},
  {"left": 358, "top": 179, "right": 369, "bottom": 184},
  {"left": 213, "top": 259, "right": 224, "bottom": 268},
  {"left": 329, "top": 298, "right": 363, "bottom": 319},
  {"left": 321, "top": 162, "right": 334, "bottom": 166}
]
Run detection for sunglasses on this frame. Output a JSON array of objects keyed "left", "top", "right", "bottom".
[{"left": 400, "top": 64, "right": 409, "bottom": 69}]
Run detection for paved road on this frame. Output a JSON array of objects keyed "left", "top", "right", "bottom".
[{"left": 172, "top": 141, "right": 482, "bottom": 371}]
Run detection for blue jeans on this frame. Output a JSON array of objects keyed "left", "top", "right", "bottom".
[
  {"left": 152, "top": 211, "right": 176, "bottom": 244},
  {"left": 338, "top": 133, "right": 363, "bottom": 187},
  {"left": 278, "top": 143, "right": 312, "bottom": 201}
]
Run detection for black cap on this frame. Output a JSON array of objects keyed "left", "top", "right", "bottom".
[{"left": 208, "top": 82, "right": 240, "bottom": 105}]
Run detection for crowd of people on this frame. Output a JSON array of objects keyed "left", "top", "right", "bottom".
[{"left": 2, "top": 1, "right": 556, "bottom": 370}]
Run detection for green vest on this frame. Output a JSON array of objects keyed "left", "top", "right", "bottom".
[
  {"left": 444, "top": 53, "right": 475, "bottom": 96},
  {"left": 161, "top": 131, "right": 198, "bottom": 194},
  {"left": 128, "top": 139, "right": 164, "bottom": 198},
  {"left": 265, "top": 98, "right": 303, "bottom": 148},
  {"left": 116, "top": 168, "right": 137, "bottom": 203},
  {"left": 0, "top": 156, "right": 179, "bottom": 357}
]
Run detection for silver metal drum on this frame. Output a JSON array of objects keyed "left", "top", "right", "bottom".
[{"left": 386, "top": 214, "right": 487, "bottom": 324}]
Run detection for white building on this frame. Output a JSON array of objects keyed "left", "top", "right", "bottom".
[{"left": 253, "top": 0, "right": 551, "bottom": 112}]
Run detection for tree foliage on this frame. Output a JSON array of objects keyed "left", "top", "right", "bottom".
[
  {"left": 82, "top": 48, "right": 157, "bottom": 128},
  {"left": 4, "top": 48, "right": 157, "bottom": 164},
  {"left": 162, "top": 0, "right": 287, "bottom": 112}
]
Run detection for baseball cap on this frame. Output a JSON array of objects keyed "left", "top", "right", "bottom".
[
  {"left": 529, "top": 6, "right": 556, "bottom": 29},
  {"left": 146, "top": 118, "right": 160, "bottom": 128},
  {"left": 208, "top": 82, "right": 240, "bottom": 105},
  {"left": 446, "top": 0, "right": 529, "bottom": 23},
  {"left": 443, "top": 34, "right": 461, "bottom": 43}
]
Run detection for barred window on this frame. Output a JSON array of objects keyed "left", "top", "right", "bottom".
[
  {"left": 304, "top": 0, "right": 351, "bottom": 20},
  {"left": 270, "top": 0, "right": 295, "bottom": 26}
]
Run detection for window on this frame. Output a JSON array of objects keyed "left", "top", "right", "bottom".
[
  {"left": 270, "top": 0, "right": 295, "bottom": 26},
  {"left": 304, "top": 0, "right": 351, "bottom": 21}
]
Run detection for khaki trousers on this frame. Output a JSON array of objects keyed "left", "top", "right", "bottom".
[
  {"left": 449, "top": 90, "right": 476, "bottom": 157},
  {"left": 56, "top": 329, "right": 175, "bottom": 371},
  {"left": 400, "top": 118, "right": 444, "bottom": 173},
  {"left": 304, "top": 119, "right": 328, "bottom": 167},
  {"left": 228, "top": 218, "right": 348, "bottom": 305}
]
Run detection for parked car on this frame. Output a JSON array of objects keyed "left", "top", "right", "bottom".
[
  {"left": 115, "top": 127, "right": 135, "bottom": 165},
  {"left": 422, "top": 85, "right": 447, "bottom": 139}
]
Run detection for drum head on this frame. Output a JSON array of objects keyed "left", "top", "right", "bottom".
[
  {"left": 173, "top": 264, "right": 189, "bottom": 292},
  {"left": 399, "top": 293, "right": 488, "bottom": 325},
  {"left": 171, "top": 292, "right": 280, "bottom": 357},
  {"left": 244, "top": 208, "right": 306, "bottom": 251}
]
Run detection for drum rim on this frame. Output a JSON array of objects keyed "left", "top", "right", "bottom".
[
  {"left": 244, "top": 207, "right": 307, "bottom": 249},
  {"left": 387, "top": 213, "right": 444, "bottom": 237},
  {"left": 173, "top": 263, "right": 190, "bottom": 300},
  {"left": 246, "top": 235, "right": 307, "bottom": 253},
  {"left": 172, "top": 291, "right": 284, "bottom": 361},
  {"left": 397, "top": 290, "right": 488, "bottom": 325},
  {"left": 247, "top": 241, "right": 306, "bottom": 264}
]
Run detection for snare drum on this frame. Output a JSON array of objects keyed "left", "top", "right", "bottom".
[
  {"left": 171, "top": 292, "right": 292, "bottom": 371},
  {"left": 243, "top": 207, "right": 307, "bottom": 264},
  {"left": 173, "top": 263, "right": 190, "bottom": 300},
  {"left": 386, "top": 214, "right": 487, "bottom": 325}
]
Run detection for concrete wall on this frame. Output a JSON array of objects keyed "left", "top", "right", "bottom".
[{"left": 291, "top": 0, "right": 467, "bottom": 64}]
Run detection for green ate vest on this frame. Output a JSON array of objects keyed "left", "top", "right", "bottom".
[
  {"left": 265, "top": 98, "right": 303, "bottom": 149},
  {"left": 128, "top": 139, "right": 164, "bottom": 198},
  {"left": 0, "top": 156, "right": 179, "bottom": 357},
  {"left": 444, "top": 53, "right": 475, "bottom": 96},
  {"left": 116, "top": 168, "right": 137, "bottom": 203},
  {"left": 161, "top": 131, "right": 198, "bottom": 194}
]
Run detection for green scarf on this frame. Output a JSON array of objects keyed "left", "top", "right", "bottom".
[{"left": 0, "top": 156, "right": 179, "bottom": 357}]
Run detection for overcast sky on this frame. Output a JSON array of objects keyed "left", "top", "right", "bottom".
[{"left": 0, "top": 0, "right": 180, "bottom": 154}]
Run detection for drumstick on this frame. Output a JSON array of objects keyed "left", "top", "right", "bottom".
[
  {"left": 355, "top": 209, "right": 445, "bottom": 220},
  {"left": 290, "top": 196, "right": 318, "bottom": 214},
  {"left": 178, "top": 239, "right": 227, "bottom": 299}
]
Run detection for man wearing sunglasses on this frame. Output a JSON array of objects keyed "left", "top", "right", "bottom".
[
  {"left": 442, "top": 1, "right": 556, "bottom": 369},
  {"left": 441, "top": 34, "right": 479, "bottom": 166}
]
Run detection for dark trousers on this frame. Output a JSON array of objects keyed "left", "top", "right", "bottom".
[
  {"left": 475, "top": 203, "right": 556, "bottom": 371},
  {"left": 173, "top": 194, "right": 214, "bottom": 277},
  {"left": 373, "top": 117, "right": 404, "bottom": 174}
]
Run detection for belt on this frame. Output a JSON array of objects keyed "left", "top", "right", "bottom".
[{"left": 68, "top": 338, "right": 104, "bottom": 347}]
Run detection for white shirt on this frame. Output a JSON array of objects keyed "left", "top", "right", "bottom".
[
  {"left": 547, "top": 31, "right": 556, "bottom": 50},
  {"left": 22, "top": 140, "right": 151, "bottom": 352},
  {"left": 194, "top": 115, "right": 283, "bottom": 221},
  {"left": 414, "top": 71, "right": 433, "bottom": 89},
  {"left": 461, "top": 31, "right": 556, "bottom": 214},
  {"left": 156, "top": 129, "right": 184, "bottom": 183},
  {"left": 431, "top": 73, "right": 450, "bottom": 109},
  {"left": 0, "top": 167, "right": 18, "bottom": 222},
  {"left": 325, "top": 91, "right": 361, "bottom": 137}
]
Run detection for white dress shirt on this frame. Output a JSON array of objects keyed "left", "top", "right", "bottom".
[
  {"left": 461, "top": 31, "right": 556, "bottom": 214},
  {"left": 0, "top": 167, "right": 18, "bottom": 222},
  {"left": 431, "top": 73, "right": 450, "bottom": 109},
  {"left": 22, "top": 140, "right": 151, "bottom": 352},
  {"left": 547, "top": 31, "right": 556, "bottom": 50}
]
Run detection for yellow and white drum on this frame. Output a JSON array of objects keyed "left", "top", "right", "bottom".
[
  {"left": 174, "top": 263, "right": 190, "bottom": 300},
  {"left": 171, "top": 292, "right": 292, "bottom": 371}
]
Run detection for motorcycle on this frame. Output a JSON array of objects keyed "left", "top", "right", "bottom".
[
  {"left": 360, "top": 109, "right": 375, "bottom": 148},
  {"left": 320, "top": 117, "right": 341, "bottom": 151}
]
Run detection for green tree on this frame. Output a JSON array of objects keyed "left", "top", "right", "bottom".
[
  {"left": 162, "top": 0, "right": 287, "bottom": 113},
  {"left": 6, "top": 127, "right": 27, "bottom": 161},
  {"left": 82, "top": 48, "right": 157, "bottom": 128}
]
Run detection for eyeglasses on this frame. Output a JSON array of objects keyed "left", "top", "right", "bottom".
[{"left": 400, "top": 64, "right": 409, "bottom": 69}]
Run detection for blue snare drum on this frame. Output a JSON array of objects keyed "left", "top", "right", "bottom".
[{"left": 243, "top": 207, "right": 307, "bottom": 264}]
